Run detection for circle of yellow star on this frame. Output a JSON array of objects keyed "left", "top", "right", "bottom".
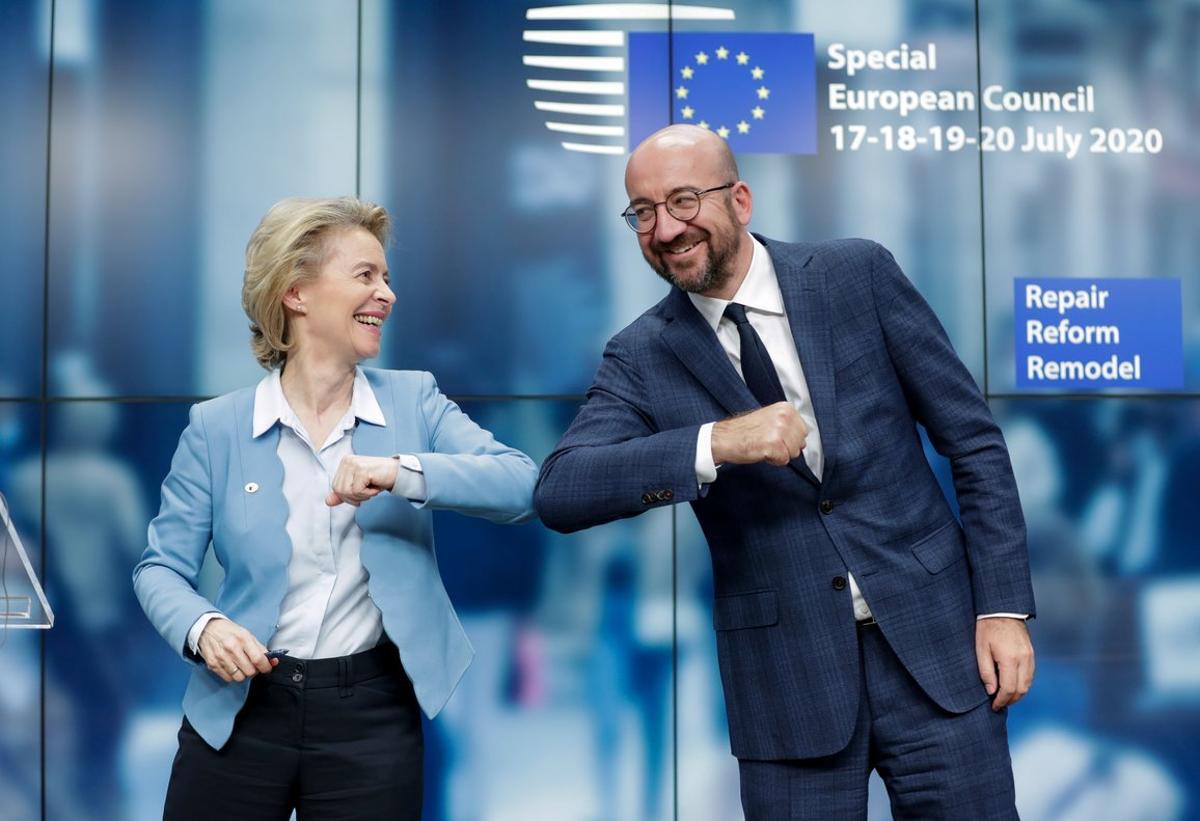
[
  {"left": 716, "top": 125, "right": 730, "bottom": 139},
  {"left": 751, "top": 106, "right": 765, "bottom": 120},
  {"left": 735, "top": 51, "right": 749, "bottom": 65},
  {"left": 756, "top": 86, "right": 771, "bottom": 100},
  {"left": 737, "top": 120, "right": 750, "bottom": 134},
  {"left": 681, "top": 66, "right": 694, "bottom": 80},
  {"left": 695, "top": 51, "right": 709, "bottom": 65},
  {"left": 698, "top": 120, "right": 710, "bottom": 130},
  {"left": 675, "top": 85, "right": 689, "bottom": 99},
  {"left": 716, "top": 46, "right": 729, "bottom": 60},
  {"left": 751, "top": 66, "right": 764, "bottom": 80},
  {"left": 681, "top": 105, "right": 694, "bottom": 119}
]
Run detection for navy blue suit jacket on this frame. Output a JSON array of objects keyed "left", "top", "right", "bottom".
[{"left": 535, "top": 237, "right": 1035, "bottom": 760}]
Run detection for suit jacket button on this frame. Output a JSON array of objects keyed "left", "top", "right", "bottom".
[
  {"left": 642, "top": 492, "right": 655, "bottom": 505},
  {"left": 820, "top": 499, "right": 834, "bottom": 515},
  {"left": 658, "top": 489, "right": 674, "bottom": 501},
  {"left": 832, "top": 575, "right": 847, "bottom": 591}
]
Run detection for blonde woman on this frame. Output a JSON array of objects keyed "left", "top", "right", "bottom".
[{"left": 134, "top": 197, "right": 537, "bottom": 819}]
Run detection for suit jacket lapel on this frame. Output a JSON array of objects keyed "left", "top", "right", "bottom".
[
  {"left": 661, "top": 286, "right": 759, "bottom": 419},
  {"left": 765, "top": 237, "right": 838, "bottom": 487}
]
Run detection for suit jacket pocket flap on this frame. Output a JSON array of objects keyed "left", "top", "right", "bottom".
[
  {"left": 713, "top": 589, "right": 779, "bottom": 631},
  {"left": 911, "top": 520, "right": 963, "bottom": 574}
]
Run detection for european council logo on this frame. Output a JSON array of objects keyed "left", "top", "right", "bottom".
[
  {"left": 522, "top": 4, "right": 816, "bottom": 156},
  {"left": 628, "top": 33, "right": 817, "bottom": 154}
]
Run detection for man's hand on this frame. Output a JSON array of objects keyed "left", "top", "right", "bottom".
[
  {"left": 198, "top": 619, "right": 277, "bottom": 683},
  {"left": 325, "top": 455, "right": 399, "bottom": 507},
  {"left": 976, "top": 617, "right": 1035, "bottom": 711},
  {"left": 711, "top": 402, "right": 807, "bottom": 466}
]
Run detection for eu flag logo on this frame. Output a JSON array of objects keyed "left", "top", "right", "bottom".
[{"left": 628, "top": 33, "right": 817, "bottom": 154}]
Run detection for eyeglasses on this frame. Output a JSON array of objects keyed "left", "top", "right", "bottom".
[{"left": 620, "top": 182, "right": 737, "bottom": 233}]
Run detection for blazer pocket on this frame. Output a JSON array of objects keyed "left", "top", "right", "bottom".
[
  {"left": 713, "top": 589, "right": 779, "bottom": 631},
  {"left": 834, "top": 348, "right": 873, "bottom": 376},
  {"left": 834, "top": 349, "right": 888, "bottom": 390},
  {"left": 910, "top": 520, "right": 964, "bottom": 574}
]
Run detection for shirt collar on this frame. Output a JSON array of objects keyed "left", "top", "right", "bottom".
[
  {"left": 252, "top": 366, "right": 386, "bottom": 438},
  {"left": 687, "top": 235, "right": 785, "bottom": 332}
]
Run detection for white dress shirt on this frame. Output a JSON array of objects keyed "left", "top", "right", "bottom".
[
  {"left": 689, "top": 236, "right": 1022, "bottom": 623},
  {"left": 187, "top": 367, "right": 428, "bottom": 659}
]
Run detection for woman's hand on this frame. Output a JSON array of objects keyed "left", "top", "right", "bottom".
[
  {"left": 325, "top": 455, "right": 399, "bottom": 507},
  {"left": 198, "top": 618, "right": 278, "bottom": 683}
]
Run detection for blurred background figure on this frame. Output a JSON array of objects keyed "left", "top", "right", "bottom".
[{"left": 8, "top": 352, "right": 155, "bottom": 820}]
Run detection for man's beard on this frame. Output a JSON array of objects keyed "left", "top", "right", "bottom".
[{"left": 644, "top": 219, "right": 739, "bottom": 294}]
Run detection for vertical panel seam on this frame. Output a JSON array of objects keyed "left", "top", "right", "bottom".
[
  {"left": 356, "top": 0, "right": 363, "bottom": 198},
  {"left": 40, "top": 1, "right": 58, "bottom": 818},
  {"left": 974, "top": 0, "right": 990, "bottom": 398}
]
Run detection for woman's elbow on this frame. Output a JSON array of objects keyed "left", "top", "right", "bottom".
[{"left": 502, "top": 454, "right": 539, "bottom": 525}]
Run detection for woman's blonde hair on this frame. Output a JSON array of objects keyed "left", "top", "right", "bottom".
[{"left": 242, "top": 196, "right": 390, "bottom": 369}]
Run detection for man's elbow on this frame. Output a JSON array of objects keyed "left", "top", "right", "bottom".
[
  {"left": 533, "top": 483, "right": 568, "bottom": 533},
  {"left": 533, "top": 464, "right": 587, "bottom": 534}
]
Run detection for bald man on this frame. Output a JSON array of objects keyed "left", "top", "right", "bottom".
[{"left": 534, "top": 125, "right": 1035, "bottom": 819}]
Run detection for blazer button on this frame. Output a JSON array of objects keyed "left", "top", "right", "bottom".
[
  {"left": 832, "top": 575, "right": 847, "bottom": 591},
  {"left": 657, "top": 489, "right": 674, "bottom": 501},
  {"left": 642, "top": 492, "right": 655, "bottom": 505},
  {"left": 820, "top": 499, "right": 834, "bottom": 515}
]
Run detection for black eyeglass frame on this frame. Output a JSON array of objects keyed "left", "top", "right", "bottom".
[{"left": 620, "top": 182, "right": 738, "bottom": 233}]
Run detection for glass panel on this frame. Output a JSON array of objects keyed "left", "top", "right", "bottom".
[
  {"left": 433, "top": 399, "right": 675, "bottom": 820},
  {"left": 360, "top": 0, "right": 671, "bottom": 396},
  {"left": 671, "top": 0, "right": 987, "bottom": 384},
  {"left": 981, "top": 2, "right": 1200, "bottom": 393},
  {"left": 0, "top": 1, "right": 50, "bottom": 398},
  {"left": 47, "top": 0, "right": 359, "bottom": 399},
  {"left": 43, "top": 400, "right": 192, "bottom": 820},
  {"left": 994, "top": 398, "right": 1198, "bottom": 819},
  {"left": 0, "top": 401, "right": 44, "bottom": 819},
  {"left": 669, "top": 2, "right": 985, "bottom": 814}
]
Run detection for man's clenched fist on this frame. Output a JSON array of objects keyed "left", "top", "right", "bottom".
[{"left": 711, "top": 402, "right": 807, "bottom": 467}]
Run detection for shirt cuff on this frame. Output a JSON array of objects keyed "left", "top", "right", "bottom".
[
  {"left": 695, "top": 423, "right": 718, "bottom": 487},
  {"left": 976, "top": 613, "right": 1028, "bottom": 620},
  {"left": 390, "top": 453, "right": 427, "bottom": 502},
  {"left": 187, "top": 611, "right": 227, "bottom": 656}
]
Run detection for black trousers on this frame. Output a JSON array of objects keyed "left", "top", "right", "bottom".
[{"left": 164, "top": 641, "right": 423, "bottom": 821}]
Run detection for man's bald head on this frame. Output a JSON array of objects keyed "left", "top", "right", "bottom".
[
  {"left": 625, "top": 125, "right": 740, "bottom": 192},
  {"left": 621, "top": 125, "right": 753, "bottom": 299}
]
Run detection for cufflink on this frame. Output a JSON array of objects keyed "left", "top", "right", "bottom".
[{"left": 245, "top": 482, "right": 259, "bottom": 494}]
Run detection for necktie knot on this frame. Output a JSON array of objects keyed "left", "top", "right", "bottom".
[{"left": 723, "top": 302, "right": 751, "bottom": 326}]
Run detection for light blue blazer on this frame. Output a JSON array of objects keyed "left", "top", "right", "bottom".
[{"left": 134, "top": 368, "right": 537, "bottom": 749}]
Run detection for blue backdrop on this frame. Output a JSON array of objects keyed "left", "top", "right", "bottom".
[{"left": 1, "top": 1, "right": 1198, "bottom": 819}]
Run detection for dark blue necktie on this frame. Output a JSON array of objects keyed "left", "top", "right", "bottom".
[{"left": 724, "top": 302, "right": 787, "bottom": 407}]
